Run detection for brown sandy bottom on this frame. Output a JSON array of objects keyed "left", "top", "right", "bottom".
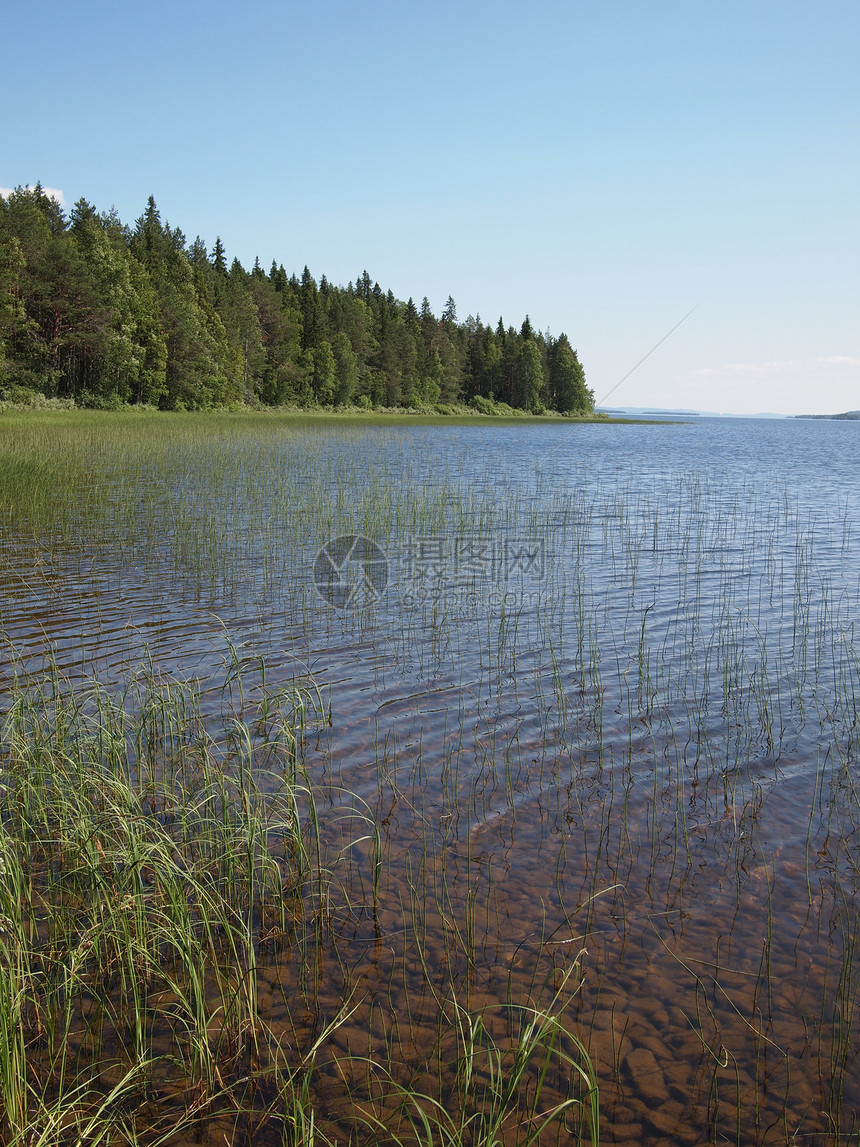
[
  {"left": 3, "top": 635, "right": 858, "bottom": 1144},
  {"left": 150, "top": 741, "right": 854, "bottom": 1147},
  {"left": 2, "top": 416, "right": 859, "bottom": 1145}
]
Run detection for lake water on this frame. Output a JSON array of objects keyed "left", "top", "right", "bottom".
[{"left": 2, "top": 414, "right": 859, "bottom": 1144}]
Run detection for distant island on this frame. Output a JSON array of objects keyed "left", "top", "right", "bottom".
[
  {"left": 644, "top": 409, "right": 700, "bottom": 417},
  {"left": 0, "top": 185, "right": 593, "bottom": 416},
  {"left": 597, "top": 407, "right": 790, "bottom": 420},
  {"left": 797, "top": 411, "right": 860, "bottom": 420}
]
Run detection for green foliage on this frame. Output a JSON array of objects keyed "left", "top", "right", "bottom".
[
  {"left": 515, "top": 338, "right": 544, "bottom": 413},
  {"left": 305, "top": 339, "right": 337, "bottom": 404},
  {"left": 0, "top": 187, "right": 592, "bottom": 415},
  {"left": 468, "top": 394, "right": 524, "bottom": 417},
  {"left": 550, "top": 333, "right": 592, "bottom": 414},
  {"left": 330, "top": 330, "right": 358, "bottom": 405}
]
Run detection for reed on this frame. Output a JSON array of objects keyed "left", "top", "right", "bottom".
[
  {"left": 2, "top": 409, "right": 859, "bottom": 1143},
  {"left": 0, "top": 648, "right": 599, "bottom": 1144}
]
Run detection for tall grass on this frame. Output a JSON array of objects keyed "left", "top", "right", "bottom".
[
  {"left": 0, "top": 649, "right": 598, "bottom": 1145},
  {"left": 1, "top": 409, "right": 859, "bottom": 1144},
  {"left": 0, "top": 657, "right": 317, "bottom": 1141}
]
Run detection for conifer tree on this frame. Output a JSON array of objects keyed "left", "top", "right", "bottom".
[
  {"left": 0, "top": 188, "right": 587, "bottom": 413},
  {"left": 515, "top": 339, "right": 543, "bottom": 412},
  {"left": 549, "top": 333, "right": 592, "bottom": 414}
]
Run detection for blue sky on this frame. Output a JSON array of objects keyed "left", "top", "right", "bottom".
[{"left": 3, "top": 0, "right": 857, "bottom": 414}]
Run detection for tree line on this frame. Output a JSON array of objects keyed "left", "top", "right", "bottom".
[{"left": 0, "top": 186, "right": 592, "bottom": 415}]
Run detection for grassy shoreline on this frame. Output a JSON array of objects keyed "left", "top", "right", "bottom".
[{"left": 0, "top": 399, "right": 644, "bottom": 429}]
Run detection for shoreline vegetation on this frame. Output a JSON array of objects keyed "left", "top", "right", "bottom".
[
  {"left": 0, "top": 656, "right": 599, "bottom": 1147},
  {"left": 0, "top": 185, "right": 593, "bottom": 418},
  {"left": 0, "top": 395, "right": 610, "bottom": 423},
  {"left": 2, "top": 413, "right": 859, "bottom": 1142},
  {"left": 0, "top": 410, "right": 608, "bottom": 1144}
]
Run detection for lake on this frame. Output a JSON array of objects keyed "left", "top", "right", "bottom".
[{"left": 1, "top": 412, "right": 858, "bottom": 1144}]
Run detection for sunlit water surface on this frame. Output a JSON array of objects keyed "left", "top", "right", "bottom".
[{"left": 2, "top": 415, "right": 859, "bottom": 1144}]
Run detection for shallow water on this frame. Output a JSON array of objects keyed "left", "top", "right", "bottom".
[{"left": 2, "top": 414, "right": 859, "bottom": 1143}]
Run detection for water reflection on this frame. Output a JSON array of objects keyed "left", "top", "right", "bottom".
[{"left": 1, "top": 415, "right": 858, "bottom": 1143}]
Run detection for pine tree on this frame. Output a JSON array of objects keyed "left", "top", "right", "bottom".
[
  {"left": 515, "top": 339, "right": 543, "bottom": 412},
  {"left": 331, "top": 331, "right": 358, "bottom": 405},
  {"left": 0, "top": 188, "right": 587, "bottom": 414},
  {"left": 549, "top": 333, "right": 592, "bottom": 414},
  {"left": 307, "top": 339, "right": 336, "bottom": 404},
  {"left": 131, "top": 199, "right": 234, "bottom": 409},
  {"left": 211, "top": 236, "right": 227, "bottom": 275}
]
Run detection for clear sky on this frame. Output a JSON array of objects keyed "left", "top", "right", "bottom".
[{"left": 3, "top": 0, "right": 857, "bottom": 415}]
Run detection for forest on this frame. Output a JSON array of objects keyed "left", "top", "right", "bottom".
[{"left": 0, "top": 185, "right": 592, "bottom": 415}]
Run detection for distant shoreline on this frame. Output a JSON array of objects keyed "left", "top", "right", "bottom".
[{"left": 796, "top": 410, "right": 860, "bottom": 421}]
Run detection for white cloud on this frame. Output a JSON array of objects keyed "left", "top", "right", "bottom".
[
  {"left": 691, "top": 356, "right": 860, "bottom": 379},
  {"left": 0, "top": 185, "right": 66, "bottom": 206}
]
